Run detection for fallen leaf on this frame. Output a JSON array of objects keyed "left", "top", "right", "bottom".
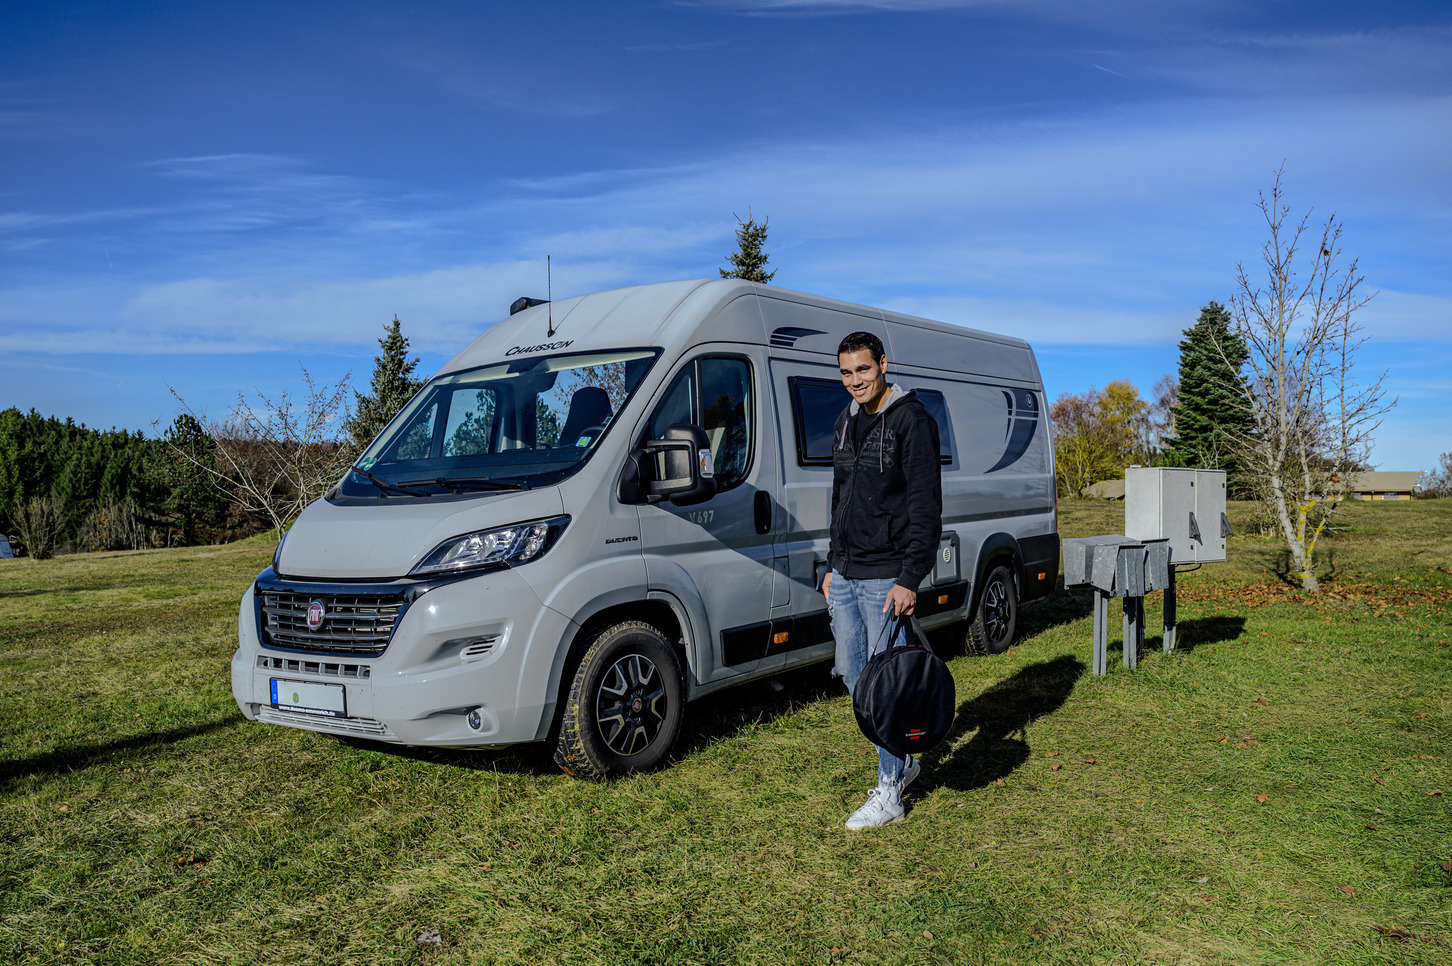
[
  {"left": 1418, "top": 755, "right": 1435, "bottom": 761},
  {"left": 1253, "top": 697, "right": 1268, "bottom": 706},
  {"left": 57, "top": 805, "right": 70, "bottom": 814},
  {"left": 1047, "top": 751, "right": 1059, "bottom": 757},
  {"left": 993, "top": 779, "right": 1006, "bottom": 787},
  {"left": 1373, "top": 774, "right": 1388, "bottom": 787},
  {"left": 1051, "top": 763, "right": 1062, "bottom": 771},
  {"left": 1201, "top": 895, "right": 1219, "bottom": 901},
  {"left": 1339, "top": 885, "right": 1356, "bottom": 897},
  {"left": 1373, "top": 925, "right": 1424, "bottom": 942},
  {"left": 1366, "top": 823, "right": 1379, "bottom": 831},
  {"left": 1414, "top": 712, "right": 1429, "bottom": 719},
  {"left": 173, "top": 854, "right": 206, "bottom": 867},
  {"left": 1212, "top": 737, "right": 1228, "bottom": 744},
  {"left": 1430, "top": 790, "right": 1444, "bottom": 797},
  {"left": 922, "top": 930, "right": 933, "bottom": 939},
  {"left": 1083, "top": 758, "right": 1097, "bottom": 765},
  {"left": 1197, "top": 876, "right": 1209, "bottom": 883},
  {"left": 1441, "top": 861, "right": 1451, "bottom": 873},
  {"left": 1255, "top": 794, "right": 1270, "bottom": 804}
]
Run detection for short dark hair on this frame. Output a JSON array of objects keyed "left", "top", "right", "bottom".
[{"left": 838, "top": 331, "right": 885, "bottom": 363}]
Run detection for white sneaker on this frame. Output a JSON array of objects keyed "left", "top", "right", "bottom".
[{"left": 845, "top": 786, "right": 905, "bottom": 830}]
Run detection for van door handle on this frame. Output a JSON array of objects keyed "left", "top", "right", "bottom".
[{"left": 754, "top": 491, "right": 772, "bottom": 534}]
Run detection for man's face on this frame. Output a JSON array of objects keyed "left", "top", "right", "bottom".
[{"left": 839, "top": 348, "right": 889, "bottom": 413}]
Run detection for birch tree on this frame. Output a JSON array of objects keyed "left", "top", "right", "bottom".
[{"left": 1223, "top": 168, "right": 1394, "bottom": 593}]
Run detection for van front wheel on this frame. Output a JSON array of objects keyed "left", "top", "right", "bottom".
[
  {"left": 967, "top": 564, "right": 1018, "bottom": 655},
  {"left": 553, "top": 621, "right": 684, "bottom": 780}
]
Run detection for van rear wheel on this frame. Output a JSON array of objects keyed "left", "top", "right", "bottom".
[
  {"left": 553, "top": 620, "right": 684, "bottom": 780},
  {"left": 967, "top": 564, "right": 1018, "bottom": 655}
]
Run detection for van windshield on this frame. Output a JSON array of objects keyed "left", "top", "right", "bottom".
[{"left": 336, "top": 348, "right": 660, "bottom": 500}]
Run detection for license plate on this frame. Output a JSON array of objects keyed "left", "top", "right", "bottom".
[{"left": 270, "top": 679, "right": 346, "bottom": 718}]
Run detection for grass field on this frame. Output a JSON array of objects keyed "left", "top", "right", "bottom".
[{"left": 2, "top": 499, "right": 1449, "bottom": 965}]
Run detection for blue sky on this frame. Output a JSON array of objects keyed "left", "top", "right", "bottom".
[{"left": 2, "top": 0, "right": 1449, "bottom": 469}]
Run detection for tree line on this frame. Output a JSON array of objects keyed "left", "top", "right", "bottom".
[{"left": 1, "top": 317, "right": 423, "bottom": 559}]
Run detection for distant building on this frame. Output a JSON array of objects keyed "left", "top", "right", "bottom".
[{"left": 1343, "top": 471, "right": 1424, "bottom": 501}]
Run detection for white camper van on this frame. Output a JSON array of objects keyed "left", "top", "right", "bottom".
[{"left": 232, "top": 280, "right": 1058, "bottom": 778}]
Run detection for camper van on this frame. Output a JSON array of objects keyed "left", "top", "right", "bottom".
[{"left": 231, "top": 280, "right": 1058, "bottom": 778}]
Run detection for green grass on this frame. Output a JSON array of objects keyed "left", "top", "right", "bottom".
[{"left": 2, "top": 503, "right": 1450, "bottom": 964}]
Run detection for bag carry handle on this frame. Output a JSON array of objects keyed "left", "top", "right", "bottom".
[{"left": 872, "top": 612, "right": 936, "bottom": 657}]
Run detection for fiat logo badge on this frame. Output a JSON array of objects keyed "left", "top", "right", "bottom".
[{"left": 306, "top": 600, "right": 326, "bottom": 631}]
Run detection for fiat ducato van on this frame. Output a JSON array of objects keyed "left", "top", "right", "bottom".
[{"left": 231, "top": 279, "right": 1059, "bottom": 778}]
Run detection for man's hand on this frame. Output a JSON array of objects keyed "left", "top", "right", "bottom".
[
  {"left": 884, "top": 584, "right": 916, "bottom": 616},
  {"left": 822, "top": 571, "right": 832, "bottom": 599}
]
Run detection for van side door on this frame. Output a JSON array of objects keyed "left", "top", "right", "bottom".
[{"left": 635, "top": 348, "right": 789, "bottom": 683}]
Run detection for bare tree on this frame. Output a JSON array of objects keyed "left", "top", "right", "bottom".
[
  {"left": 1222, "top": 167, "right": 1395, "bottom": 593},
  {"left": 1419, "top": 452, "right": 1452, "bottom": 497},
  {"left": 171, "top": 366, "right": 352, "bottom": 538},
  {"left": 12, "top": 493, "right": 65, "bottom": 560},
  {"left": 1148, "top": 373, "right": 1178, "bottom": 455}
]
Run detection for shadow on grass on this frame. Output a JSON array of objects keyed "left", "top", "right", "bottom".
[
  {"left": 1169, "top": 615, "right": 1247, "bottom": 653},
  {"left": 1265, "top": 547, "right": 1339, "bottom": 587},
  {"left": 1018, "top": 585, "right": 1094, "bottom": 639},
  {"left": 0, "top": 715, "right": 241, "bottom": 788},
  {"left": 923, "top": 654, "right": 1085, "bottom": 792}
]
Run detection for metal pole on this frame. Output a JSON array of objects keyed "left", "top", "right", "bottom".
[
  {"left": 1093, "top": 590, "right": 1109, "bottom": 675},
  {"left": 1163, "top": 566, "right": 1177, "bottom": 653},
  {"left": 1123, "top": 595, "right": 1142, "bottom": 669}
]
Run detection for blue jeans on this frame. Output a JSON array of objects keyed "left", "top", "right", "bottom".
[{"left": 828, "top": 573, "right": 911, "bottom": 786}]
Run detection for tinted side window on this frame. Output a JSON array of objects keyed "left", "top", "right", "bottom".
[
  {"left": 788, "top": 378, "right": 954, "bottom": 466},
  {"left": 915, "top": 389, "right": 956, "bottom": 464},
  {"left": 788, "top": 376, "right": 850, "bottom": 466},
  {"left": 645, "top": 356, "right": 754, "bottom": 491}
]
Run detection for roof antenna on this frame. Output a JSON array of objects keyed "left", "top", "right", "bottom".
[{"left": 546, "top": 255, "right": 554, "bottom": 338}]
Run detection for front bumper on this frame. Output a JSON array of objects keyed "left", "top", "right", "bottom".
[{"left": 231, "top": 566, "right": 574, "bottom": 747}]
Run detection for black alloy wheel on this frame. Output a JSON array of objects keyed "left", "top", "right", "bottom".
[
  {"left": 553, "top": 620, "right": 684, "bottom": 779},
  {"left": 594, "top": 652, "right": 667, "bottom": 757},
  {"left": 968, "top": 564, "right": 1019, "bottom": 655}
]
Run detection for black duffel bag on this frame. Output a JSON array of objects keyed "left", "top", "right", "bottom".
[{"left": 852, "top": 614, "right": 956, "bottom": 758}]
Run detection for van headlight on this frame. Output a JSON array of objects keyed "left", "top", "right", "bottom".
[{"left": 411, "top": 516, "right": 569, "bottom": 575}]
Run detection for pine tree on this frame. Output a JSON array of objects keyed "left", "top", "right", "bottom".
[
  {"left": 1164, "top": 301, "right": 1254, "bottom": 489},
  {"left": 719, "top": 210, "right": 776, "bottom": 283},
  {"left": 349, "top": 316, "right": 424, "bottom": 452}
]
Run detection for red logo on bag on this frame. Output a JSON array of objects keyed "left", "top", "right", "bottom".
[{"left": 906, "top": 728, "right": 926, "bottom": 740}]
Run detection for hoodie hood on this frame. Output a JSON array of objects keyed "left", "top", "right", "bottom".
[{"left": 846, "top": 383, "right": 915, "bottom": 419}]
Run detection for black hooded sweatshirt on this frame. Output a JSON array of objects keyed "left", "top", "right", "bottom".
[{"left": 828, "top": 385, "right": 943, "bottom": 590}]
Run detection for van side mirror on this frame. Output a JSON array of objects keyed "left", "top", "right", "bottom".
[{"left": 618, "top": 424, "right": 717, "bottom": 506}]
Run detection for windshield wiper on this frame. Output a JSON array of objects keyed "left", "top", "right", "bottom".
[
  {"left": 403, "top": 476, "right": 532, "bottom": 492},
  {"left": 355, "top": 469, "right": 431, "bottom": 497}
]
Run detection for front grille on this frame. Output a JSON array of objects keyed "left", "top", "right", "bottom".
[
  {"left": 257, "top": 706, "right": 398, "bottom": 740},
  {"left": 260, "top": 590, "right": 405, "bottom": 656},
  {"left": 257, "top": 654, "right": 372, "bottom": 679}
]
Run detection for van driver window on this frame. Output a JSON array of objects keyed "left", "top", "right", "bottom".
[{"left": 647, "top": 357, "right": 753, "bottom": 491}]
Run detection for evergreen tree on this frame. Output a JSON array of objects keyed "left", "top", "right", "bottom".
[
  {"left": 1164, "top": 301, "right": 1254, "bottom": 489},
  {"left": 161, "top": 413, "right": 228, "bottom": 545},
  {"left": 719, "top": 210, "right": 776, "bottom": 283},
  {"left": 348, "top": 316, "right": 425, "bottom": 453}
]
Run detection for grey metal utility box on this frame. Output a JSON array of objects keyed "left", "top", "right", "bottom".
[{"left": 1125, "top": 467, "right": 1228, "bottom": 563}]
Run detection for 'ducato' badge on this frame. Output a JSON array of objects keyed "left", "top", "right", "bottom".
[{"left": 306, "top": 600, "right": 327, "bottom": 631}]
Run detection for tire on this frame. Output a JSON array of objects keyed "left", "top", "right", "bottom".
[
  {"left": 553, "top": 620, "right": 684, "bottom": 780},
  {"left": 967, "top": 564, "right": 1018, "bottom": 655}
]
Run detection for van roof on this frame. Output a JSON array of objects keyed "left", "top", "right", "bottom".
[{"left": 437, "top": 279, "right": 1035, "bottom": 379}]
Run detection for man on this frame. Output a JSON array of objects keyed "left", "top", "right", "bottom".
[{"left": 824, "top": 331, "right": 943, "bottom": 830}]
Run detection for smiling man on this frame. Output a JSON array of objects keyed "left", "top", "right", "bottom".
[{"left": 822, "top": 331, "right": 943, "bottom": 830}]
